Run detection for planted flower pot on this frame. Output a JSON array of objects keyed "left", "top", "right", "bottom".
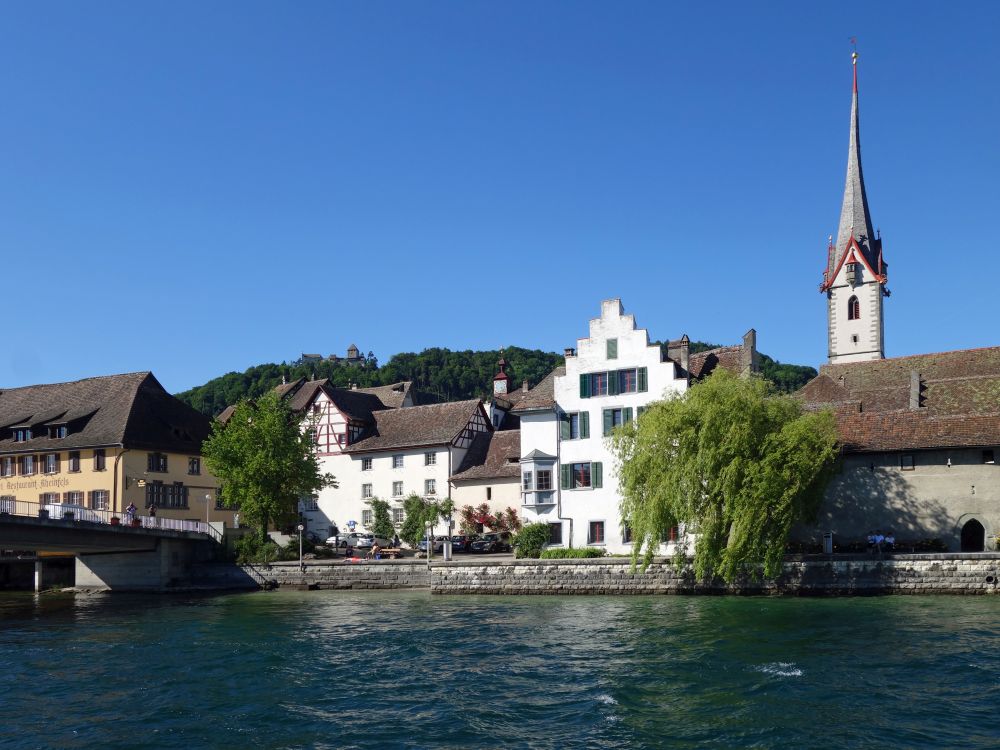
[{"left": 110, "top": 517, "right": 121, "bottom": 526}]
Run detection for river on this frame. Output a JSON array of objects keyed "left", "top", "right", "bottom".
[{"left": 1, "top": 590, "right": 997, "bottom": 749}]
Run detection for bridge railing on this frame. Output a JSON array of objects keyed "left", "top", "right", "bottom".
[{"left": 0, "top": 498, "right": 222, "bottom": 542}]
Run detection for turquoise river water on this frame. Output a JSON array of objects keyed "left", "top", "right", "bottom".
[{"left": 1, "top": 590, "right": 997, "bottom": 749}]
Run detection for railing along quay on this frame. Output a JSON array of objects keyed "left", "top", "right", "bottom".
[{"left": 0, "top": 498, "right": 222, "bottom": 542}]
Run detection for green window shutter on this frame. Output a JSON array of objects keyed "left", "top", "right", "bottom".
[
  {"left": 638, "top": 367, "right": 648, "bottom": 392},
  {"left": 608, "top": 370, "right": 619, "bottom": 396},
  {"left": 580, "top": 411, "right": 590, "bottom": 439},
  {"left": 636, "top": 405, "right": 646, "bottom": 419},
  {"left": 607, "top": 338, "right": 618, "bottom": 359},
  {"left": 623, "top": 407, "right": 633, "bottom": 424},
  {"left": 580, "top": 374, "right": 591, "bottom": 399},
  {"left": 603, "top": 409, "right": 614, "bottom": 437},
  {"left": 561, "top": 464, "right": 571, "bottom": 490},
  {"left": 560, "top": 413, "right": 571, "bottom": 440},
  {"left": 592, "top": 462, "right": 603, "bottom": 488}
]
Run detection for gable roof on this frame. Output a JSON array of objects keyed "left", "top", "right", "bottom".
[
  {"left": 687, "top": 346, "right": 744, "bottom": 380},
  {"left": 451, "top": 430, "right": 521, "bottom": 480},
  {"left": 0, "top": 372, "right": 212, "bottom": 454},
  {"left": 511, "top": 367, "right": 565, "bottom": 413},
  {"left": 798, "top": 346, "right": 1000, "bottom": 452},
  {"left": 343, "top": 399, "right": 487, "bottom": 453},
  {"left": 353, "top": 382, "right": 414, "bottom": 409}
]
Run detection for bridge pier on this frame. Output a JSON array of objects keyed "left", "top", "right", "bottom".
[{"left": 76, "top": 537, "right": 218, "bottom": 592}]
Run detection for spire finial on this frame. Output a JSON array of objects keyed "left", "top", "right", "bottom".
[{"left": 850, "top": 38, "right": 858, "bottom": 92}]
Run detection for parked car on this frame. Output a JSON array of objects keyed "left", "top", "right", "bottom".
[
  {"left": 418, "top": 536, "right": 448, "bottom": 553},
  {"left": 326, "top": 533, "right": 362, "bottom": 548},
  {"left": 470, "top": 532, "right": 513, "bottom": 553},
  {"left": 450, "top": 534, "right": 476, "bottom": 552},
  {"left": 356, "top": 534, "right": 392, "bottom": 549}
]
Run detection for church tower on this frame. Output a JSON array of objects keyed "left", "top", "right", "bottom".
[{"left": 820, "top": 52, "right": 889, "bottom": 364}]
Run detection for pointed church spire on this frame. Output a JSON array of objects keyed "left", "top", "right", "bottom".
[{"left": 832, "top": 51, "right": 877, "bottom": 275}]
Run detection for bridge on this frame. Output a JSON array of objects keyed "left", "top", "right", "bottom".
[{"left": 0, "top": 499, "right": 224, "bottom": 591}]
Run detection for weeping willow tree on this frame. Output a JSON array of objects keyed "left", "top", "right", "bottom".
[{"left": 611, "top": 369, "right": 838, "bottom": 583}]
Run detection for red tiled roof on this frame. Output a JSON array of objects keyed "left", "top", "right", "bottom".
[
  {"left": 687, "top": 346, "right": 744, "bottom": 380},
  {"left": 451, "top": 430, "right": 521, "bottom": 480},
  {"left": 343, "top": 399, "right": 487, "bottom": 453},
  {"left": 798, "top": 346, "right": 1000, "bottom": 452}
]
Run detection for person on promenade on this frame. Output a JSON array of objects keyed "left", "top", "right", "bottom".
[
  {"left": 884, "top": 531, "right": 895, "bottom": 554},
  {"left": 369, "top": 543, "right": 381, "bottom": 561},
  {"left": 873, "top": 530, "right": 885, "bottom": 559},
  {"left": 866, "top": 531, "right": 875, "bottom": 555},
  {"left": 393, "top": 533, "right": 400, "bottom": 549},
  {"left": 148, "top": 503, "right": 157, "bottom": 527}
]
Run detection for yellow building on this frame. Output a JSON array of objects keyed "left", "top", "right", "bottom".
[{"left": 0, "top": 371, "right": 231, "bottom": 525}]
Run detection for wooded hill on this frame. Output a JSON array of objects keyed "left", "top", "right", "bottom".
[{"left": 175, "top": 345, "right": 816, "bottom": 417}]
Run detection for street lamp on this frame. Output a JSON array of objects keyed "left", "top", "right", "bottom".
[
  {"left": 297, "top": 523, "right": 305, "bottom": 571},
  {"left": 204, "top": 493, "right": 212, "bottom": 527}
]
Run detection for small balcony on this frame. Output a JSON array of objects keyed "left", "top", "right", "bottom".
[{"left": 522, "top": 491, "right": 556, "bottom": 509}]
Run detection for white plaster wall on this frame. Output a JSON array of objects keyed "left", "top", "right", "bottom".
[
  {"left": 521, "top": 300, "right": 689, "bottom": 554},
  {"left": 828, "top": 261, "right": 884, "bottom": 363},
  {"left": 450, "top": 477, "right": 522, "bottom": 518},
  {"left": 316, "top": 446, "right": 454, "bottom": 536}
]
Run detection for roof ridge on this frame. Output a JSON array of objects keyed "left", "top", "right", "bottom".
[
  {"left": 823, "top": 344, "right": 1000, "bottom": 367},
  {"left": 1, "top": 371, "right": 151, "bottom": 392}
]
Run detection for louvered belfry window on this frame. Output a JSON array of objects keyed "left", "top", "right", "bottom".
[{"left": 848, "top": 295, "right": 860, "bottom": 321}]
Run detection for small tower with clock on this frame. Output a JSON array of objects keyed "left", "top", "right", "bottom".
[{"left": 492, "top": 352, "right": 512, "bottom": 396}]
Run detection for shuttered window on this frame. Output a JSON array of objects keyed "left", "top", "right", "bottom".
[
  {"left": 606, "top": 339, "right": 618, "bottom": 359},
  {"left": 560, "top": 462, "right": 602, "bottom": 489},
  {"left": 602, "top": 408, "right": 633, "bottom": 436},
  {"left": 560, "top": 411, "right": 589, "bottom": 440}
]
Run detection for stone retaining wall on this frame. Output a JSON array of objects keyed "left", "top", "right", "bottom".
[
  {"left": 430, "top": 554, "right": 1000, "bottom": 596},
  {"left": 222, "top": 554, "right": 1000, "bottom": 595},
  {"left": 233, "top": 559, "right": 430, "bottom": 590}
]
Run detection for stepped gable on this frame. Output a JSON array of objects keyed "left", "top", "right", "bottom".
[
  {"left": 451, "top": 430, "right": 521, "bottom": 480},
  {"left": 343, "top": 399, "right": 486, "bottom": 453},
  {"left": 510, "top": 367, "right": 565, "bottom": 413},
  {"left": 0, "top": 372, "right": 212, "bottom": 454},
  {"left": 799, "top": 346, "right": 1000, "bottom": 452}
]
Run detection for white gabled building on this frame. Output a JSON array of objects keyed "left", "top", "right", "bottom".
[{"left": 517, "top": 299, "right": 758, "bottom": 554}]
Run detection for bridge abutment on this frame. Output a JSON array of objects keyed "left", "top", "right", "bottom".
[{"left": 76, "top": 537, "right": 217, "bottom": 591}]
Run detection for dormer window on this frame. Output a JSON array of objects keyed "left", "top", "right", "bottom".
[
  {"left": 13, "top": 428, "right": 31, "bottom": 442},
  {"left": 49, "top": 425, "right": 67, "bottom": 439},
  {"left": 848, "top": 295, "right": 860, "bottom": 320}
]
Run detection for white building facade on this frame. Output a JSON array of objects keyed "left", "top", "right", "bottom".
[{"left": 518, "top": 299, "right": 690, "bottom": 553}]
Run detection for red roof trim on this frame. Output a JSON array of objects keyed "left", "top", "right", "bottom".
[{"left": 820, "top": 235, "right": 887, "bottom": 291}]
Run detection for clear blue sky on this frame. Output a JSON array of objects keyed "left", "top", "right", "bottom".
[{"left": 2, "top": 2, "right": 998, "bottom": 393}]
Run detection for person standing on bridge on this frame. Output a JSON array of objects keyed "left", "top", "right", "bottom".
[
  {"left": 125, "top": 502, "right": 137, "bottom": 525},
  {"left": 148, "top": 503, "right": 157, "bottom": 528}
]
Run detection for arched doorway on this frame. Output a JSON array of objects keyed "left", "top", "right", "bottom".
[{"left": 960, "top": 519, "right": 985, "bottom": 552}]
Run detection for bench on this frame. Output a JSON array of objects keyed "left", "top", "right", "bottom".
[{"left": 367, "top": 548, "right": 402, "bottom": 560}]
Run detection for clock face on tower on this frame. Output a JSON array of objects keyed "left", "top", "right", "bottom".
[{"left": 494, "top": 379, "right": 508, "bottom": 394}]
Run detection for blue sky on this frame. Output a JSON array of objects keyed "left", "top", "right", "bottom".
[{"left": 2, "top": 1, "right": 998, "bottom": 393}]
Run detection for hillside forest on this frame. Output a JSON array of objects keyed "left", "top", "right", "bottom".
[{"left": 175, "top": 345, "right": 817, "bottom": 417}]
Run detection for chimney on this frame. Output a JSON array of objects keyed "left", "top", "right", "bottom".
[
  {"left": 909, "top": 371, "right": 924, "bottom": 409},
  {"left": 522, "top": 379, "right": 529, "bottom": 393},
  {"left": 564, "top": 347, "right": 576, "bottom": 358},
  {"left": 741, "top": 329, "right": 759, "bottom": 375},
  {"left": 667, "top": 335, "right": 690, "bottom": 374}
]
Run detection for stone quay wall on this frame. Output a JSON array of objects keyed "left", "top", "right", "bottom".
[
  {"left": 234, "top": 559, "right": 431, "bottom": 590},
  {"left": 430, "top": 554, "right": 1000, "bottom": 596}
]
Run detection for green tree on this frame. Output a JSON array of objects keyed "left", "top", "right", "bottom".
[
  {"left": 367, "top": 498, "right": 395, "bottom": 539},
  {"left": 202, "top": 390, "right": 335, "bottom": 543},
  {"left": 611, "top": 369, "right": 838, "bottom": 583},
  {"left": 399, "top": 494, "right": 455, "bottom": 547}
]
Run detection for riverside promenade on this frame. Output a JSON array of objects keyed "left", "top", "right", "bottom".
[{"left": 206, "top": 553, "right": 1000, "bottom": 596}]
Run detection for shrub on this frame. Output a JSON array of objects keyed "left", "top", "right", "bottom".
[
  {"left": 512, "top": 523, "right": 551, "bottom": 559},
  {"left": 234, "top": 532, "right": 279, "bottom": 564},
  {"left": 540, "top": 547, "right": 606, "bottom": 559}
]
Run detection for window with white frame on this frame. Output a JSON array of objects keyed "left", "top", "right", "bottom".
[
  {"left": 68, "top": 452, "right": 80, "bottom": 472},
  {"left": 94, "top": 449, "right": 106, "bottom": 471},
  {"left": 522, "top": 471, "right": 533, "bottom": 491},
  {"left": 362, "top": 483, "right": 373, "bottom": 499},
  {"left": 41, "top": 492, "right": 61, "bottom": 504},
  {"left": 588, "top": 520, "right": 605, "bottom": 545},
  {"left": 1, "top": 457, "right": 15, "bottom": 477},
  {"left": 301, "top": 497, "right": 319, "bottom": 512},
  {"left": 362, "top": 457, "right": 373, "bottom": 471},
  {"left": 392, "top": 507, "right": 405, "bottom": 524},
  {"left": 424, "top": 452, "right": 436, "bottom": 466},
  {"left": 362, "top": 509, "right": 373, "bottom": 525},
  {"left": 536, "top": 469, "right": 552, "bottom": 491},
  {"left": 392, "top": 481, "right": 403, "bottom": 497},
  {"left": 19, "top": 455, "right": 35, "bottom": 476},
  {"left": 392, "top": 455, "right": 404, "bottom": 469},
  {"left": 425, "top": 479, "right": 436, "bottom": 495},
  {"left": 65, "top": 491, "right": 84, "bottom": 505},
  {"left": 43, "top": 453, "right": 59, "bottom": 474},
  {"left": 90, "top": 490, "right": 109, "bottom": 510},
  {"left": 188, "top": 457, "right": 201, "bottom": 475}
]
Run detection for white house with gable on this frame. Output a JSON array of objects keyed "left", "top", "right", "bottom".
[{"left": 517, "top": 299, "right": 758, "bottom": 554}]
